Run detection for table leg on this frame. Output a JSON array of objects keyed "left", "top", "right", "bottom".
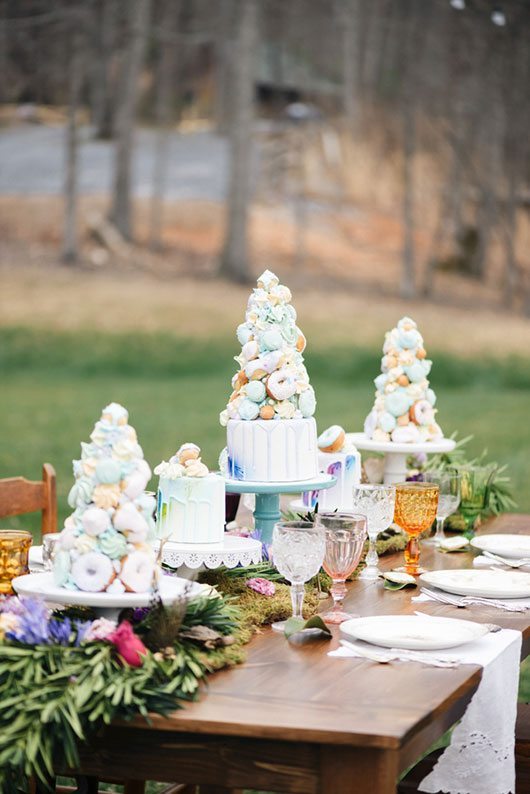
[
  {"left": 320, "top": 745, "right": 398, "bottom": 794},
  {"left": 253, "top": 492, "right": 281, "bottom": 545}
]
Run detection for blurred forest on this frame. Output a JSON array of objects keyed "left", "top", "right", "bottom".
[{"left": 1, "top": 0, "right": 530, "bottom": 311}]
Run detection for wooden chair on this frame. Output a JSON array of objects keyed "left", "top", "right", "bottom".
[
  {"left": 0, "top": 463, "right": 57, "bottom": 536},
  {"left": 398, "top": 701, "right": 530, "bottom": 794}
]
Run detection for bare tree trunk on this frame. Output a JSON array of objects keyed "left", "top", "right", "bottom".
[
  {"left": 214, "top": 0, "right": 234, "bottom": 135},
  {"left": 336, "top": 0, "right": 360, "bottom": 130},
  {"left": 219, "top": 0, "right": 258, "bottom": 283},
  {"left": 91, "top": 0, "right": 117, "bottom": 140},
  {"left": 62, "top": 32, "right": 84, "bottom": 265},
  {"left": 149, "top": 0, "right": 182, "bottom": 251},
  {"left": 110, "top": 0, "right": 151, "bottom": 241}
]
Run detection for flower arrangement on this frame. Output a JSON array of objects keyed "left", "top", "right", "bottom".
[{"left": 0, "top": 591, "right": 237, "bottom": 793}]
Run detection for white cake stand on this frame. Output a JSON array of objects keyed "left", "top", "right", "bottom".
[
  {"left": 12, "top": 571, "right": 205, "bottom": 620},
  {"left": 348, "top": 432, "right": 456, "bottom": 485},
  {"left": 159, "top": 535, "right": 263, "bottom": 572}
]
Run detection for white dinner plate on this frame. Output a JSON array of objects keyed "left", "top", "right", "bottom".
[
  {"left": 12, "top": 571, "right": 205, "bottom": 608},
  {"left": 420, "top": 569, "right": 530, "bottom": 599},
  {"left": 471, "top": 534, "right": 530, "bottom": 560},
  {"left": 340, "top": 614, "right": 488, "bottom": 651}
]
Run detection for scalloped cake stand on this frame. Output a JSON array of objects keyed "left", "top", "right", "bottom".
[
  {"left": 348, "top": 432, "right": 456, "bottom": 485},
  {"left": 12, "top": 571, "right": 205, "bottom": 620},
  {"left": 159, "top": 535, "right": 263, "bottom": 572},
  {"left": 225, "top": 473, "right": 336, "bottom": 544}
]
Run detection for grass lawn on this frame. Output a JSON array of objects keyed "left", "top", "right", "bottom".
[{"left": 1, "top": 326, "right": 530, "bottom": 708}]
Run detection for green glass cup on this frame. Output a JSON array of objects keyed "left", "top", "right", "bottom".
[{"left": 458, "top": 466, "right": 495, "bottom": 533}]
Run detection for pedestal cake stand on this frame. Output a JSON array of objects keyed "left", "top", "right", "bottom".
[
  {"left": 348, "top": 432, "right": 456, "bottom": 485},
  {"left": 225, "top": 473, "right": 336, "bottom": 544},
  {"left": 12, "top": 571, "right": 205, "bottom": 620},
  {"left": 159, "top": 535, "right": 263, "bottom": 575}
]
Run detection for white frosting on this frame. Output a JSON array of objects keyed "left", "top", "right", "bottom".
[
  {"left": 227, "top": 417, "right": 318, "bottom": 482},
  {"left": 157, "top": 474, "right": 225, "bottom": 544}
]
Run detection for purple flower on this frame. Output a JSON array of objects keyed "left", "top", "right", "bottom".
[
  {"left": 48, "top": 618, "right": 73, "bottom": 645},
  {"left": 6, "top": 598, "right": 51, "bottom": 645},
  {"left": 246, "top": 577, "right": 276, "bottom": 597},
  {"left": 132, "top": 607, "right": 150, "bottom": 623}
]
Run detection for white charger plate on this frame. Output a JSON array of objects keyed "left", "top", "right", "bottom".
[
  {"left": 12, "top": 571, "right": 205, "bottom": 608},
  {"left": 420, "top": 568, "right": 530, "bottom": 599},
  {"left": 471, "top": 534, "right": 530, "bottom": 560},
  {"left": 340, "top": 614, "right": 488, "bottom": 651}
]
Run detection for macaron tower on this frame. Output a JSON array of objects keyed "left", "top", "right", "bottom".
[
  {"left": 364, "top": 317, "right": 443, "bottom": 444},
  {"left": 53, "top": 403, "right": 157, "bottom": 593},
  {"left": 221, "top": 269, "right": 318, "bottom": 481}
]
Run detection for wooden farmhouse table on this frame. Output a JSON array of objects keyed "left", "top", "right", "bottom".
[{"left": 69, "top": 514, "right": 530, "bottom": 794}]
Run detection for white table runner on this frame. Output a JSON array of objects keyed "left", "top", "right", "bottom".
[{"left": 330, "top": 626, "right": 522, "bottom": 794}]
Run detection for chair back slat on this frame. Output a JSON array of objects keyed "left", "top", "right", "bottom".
[{"left": 0, "top": 464, "right": 57, "bottom": 535}]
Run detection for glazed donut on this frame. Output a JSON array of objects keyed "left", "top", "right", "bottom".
[
  {"left": 245, "top": 359, "right": 268, "bottom": 380},
  {"left": 232, "top": 370, "right": 248, "bottom": 391},
  {"left": 409, "top": 399, "right": 434, "bottom": 426},
  {"left": 397, "top": 413, "right": 410, "bottom": 427},
  {"left": 260, "top": 404, "right": 275, "bottom": 420},
  {"left": 262, "top": 350, "right": 284, "bottom": 373},
  {"left": 242, "top": 340, "right": 259, "bottom": 361},
  {"left": 416, "top": 347, "right": 427, "bottom": 360},
  {"left": 120, "top": 550, "right": 156, "bottom": 593},
  {"left": 397, "top": 375, "right": 410, "bottom": 387},
  {"left": 266, "top": 368, "right": 297, "bottom": 400},
  {"left": 71, "top": 551, "right": 115, "bottom": 592},
  {"left": 391, "top": 425, "right": 420, "bottom": 443},
  {"left": 113, "top": 502, "right": 149, "bottom": 541},
  {"left": 318, "top": 425, "right": 346, "bottom": 453}
]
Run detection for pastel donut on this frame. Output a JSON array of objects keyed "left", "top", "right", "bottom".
[
  {"left": 372, "top": 428, "right": 391, "bottom": 442},
  {"left": 397, "top": 317, "right": 417, "bottom": 332},
  {"left": 245, "top": 359, "right": 268, "bottom": 380},
  {"left": 409, "top": 399, "right": 435, "bottom": 426},
  {"left": 397, "top": 375, "right": 410, "bottom": 387},
  {"left": 119, "top": 550, "right": 155, "bottom": 593},
  {"left": 71, "top": 551, "right": 115, "bottom": 592},
  {"left": 232, "top": 370, "right": 248, "bottom": 391},
  {"left": 374, "top": 373, "right": 387, "bottom": 391},
  {"left": 113, "top": 502, "right": 149, "bottom": 539},
  {"left": 296, "top": 330, "right": 307, "bottom": 353},
  {"left": 259, "top": 404, "right": 275, "bottom": 420},
  {"left": 53, "top": 549, "right": 71, "bottom": 587},
  {"left": 397, "top": 413, "right": 410, "bottom": 427},
  {"left": 242, "top": 340, "right": 259, "bottom": 361},
  {"left": 364, "top": 409, "right": 378, "bottom": 438},
  {"left": 382, "top": 355, "right": 398, "bottom": 371},
  {"left": 416, "top": 347, "right": 427, "bottom": 360},
  {"left": 397, "top": 328, "right": 421, "bottom": 349},
  {"left": 262, "top": 350, "right": 284, "bottom": 373},
  {"left": 298, "top": 386, "right": 316, "bottom": 417},
  {"left": 318, "top": 425, "right": 345, "bottom": 453},
  {"left": 266, "top": 368, "right": 297, "bottom": 400},
  {"left": 238, "top": 398, "right": 260, "bottom": 421},
  {"left": 422, "top": 359, "right": 432, "bottom": 377},
  {"left": 379, "top": 412, "right": 396, "bottom": 433},
  {"left": 384, "top": 389, "right": 411, "bottom": 417},
  {"left": 246, "top": 380, "right": 266, "bottom": 403},
  {"left": 391, "top": 424, "right": 420, "bottom": 443},
  {"left": 426, "top": 388, "right": 436, "bottom": 406}
]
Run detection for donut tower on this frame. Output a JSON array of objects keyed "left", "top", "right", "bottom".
[
  {"left": 53, "top": 403, "right": 157, "bottom": 593},
  {"left": 220, "top": 269, "right": 317, "bottom": 424},
  {"left": 364, "top": 317, "right": 443, "bottom": 444}
]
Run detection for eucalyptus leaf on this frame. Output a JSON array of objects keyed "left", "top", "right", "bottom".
[
  {"left": 383, "top": 579, "right": 417, "bottom": 591},
  {"left": 284, "top": 615, "right": 332, "bottom": 640}
]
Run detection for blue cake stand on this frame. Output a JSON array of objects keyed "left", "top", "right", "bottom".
[{"left": 225, "top": 473, "right": 336, "bottom": 544}]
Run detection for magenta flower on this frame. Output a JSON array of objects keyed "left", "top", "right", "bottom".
[{"left": 246, "top": 577, "right": 275, "bottom": 596}]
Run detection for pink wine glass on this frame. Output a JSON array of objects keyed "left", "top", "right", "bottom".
[{"left": 317, "top": 512, "right": 367, "bottom": 624}]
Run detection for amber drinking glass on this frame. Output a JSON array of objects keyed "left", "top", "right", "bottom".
[
  {"left": 394, "top": 483, "right": 439, "bottom": 576},
  {"left": 0, "top": 530, "right": 32, "bottom": 595}
]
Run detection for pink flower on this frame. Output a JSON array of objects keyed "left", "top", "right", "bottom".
[
  {"left": 246, "top": 577, "right": 276, "bottom": 597},
  {"left": 226, "top": 526, "right": 252, "bottom": 538},
  {"left": 107, "top": 620, "right": 148, "bottom": 667},
  {"left": 84, "top": 617, "right": 117, "bottom": 642}
]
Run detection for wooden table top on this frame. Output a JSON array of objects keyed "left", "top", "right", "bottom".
[{"left": 126, "top": 514, "right": 530, "bottom": 757}]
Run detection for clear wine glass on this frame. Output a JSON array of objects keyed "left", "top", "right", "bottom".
[
  {"left": 317, "top": 512, "right": 367, "bottom": 624},
  {"left": 422, "top": 470, "right": 461, "bottom": 545},
  {"left": 351, "top": 484, "right": 396, "bottom": 580},
  {"left": 458, "top": 465, "right": 496, "bottom": 534},
  {"left": 271, "top": 521, "right": 326, "bottom": 633}
]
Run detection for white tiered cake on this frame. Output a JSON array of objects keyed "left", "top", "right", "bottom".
[{"left": 220, "top": 270, "right": 318, "bottom": 483}]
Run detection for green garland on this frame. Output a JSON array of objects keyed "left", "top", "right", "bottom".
[{"left": 0, "top": 594, "right": 236, "bottom": 793}]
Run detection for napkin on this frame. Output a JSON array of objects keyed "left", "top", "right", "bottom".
[
  {"left": 329, "top": 642, "right": 459, "bottom": 668},
  {"left": 473, "top": 554, "right": 530, "bottom": 572}
]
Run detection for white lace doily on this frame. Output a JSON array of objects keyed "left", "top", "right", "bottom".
[{"left": 160, "top": 536, "right": 263, "bottom": 570}]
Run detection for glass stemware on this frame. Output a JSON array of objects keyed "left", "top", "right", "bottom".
[
  {"left": 394, "top": 483, "right": 439, "bottom": 576},
  {"left": 458, "top": 465, "right": 495, "bottom": 533},
  {"left": 317, "top": 512, "right": 367, "bottom": 624},
  {"left": 422, "top": 470, "right": 461, "bottom": 545},
  {"left": 271, "top": 520, "right": 326, "bottom": 633},
  {"left": 352, "top": 484, "right": 396, "bottom": 580},
  {"left": 0, "top": 530, "right": 32, "bottom": 595}
]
